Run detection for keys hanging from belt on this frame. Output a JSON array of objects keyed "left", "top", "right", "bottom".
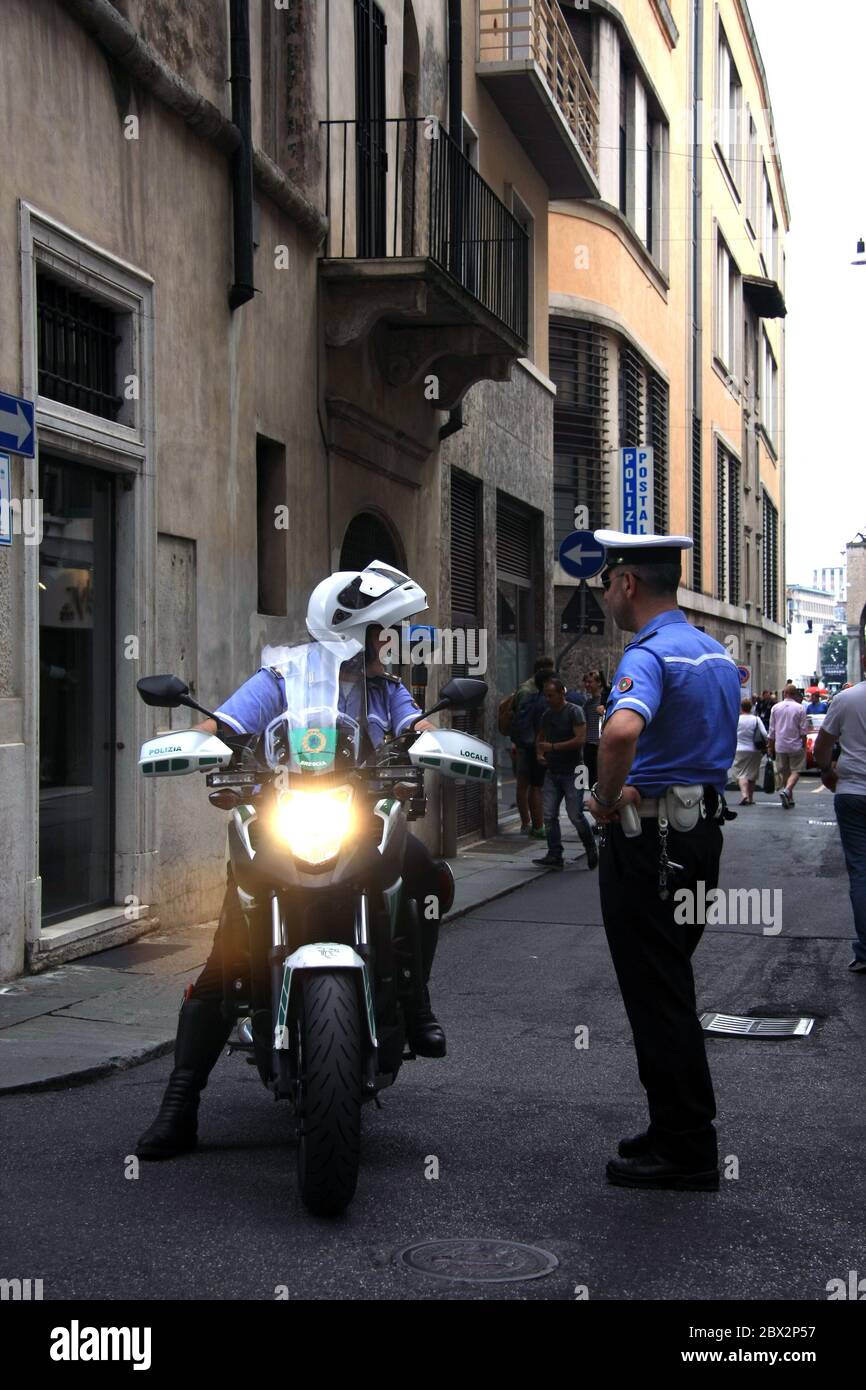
[{"left": 657, "top": 812, "right": 684, "bottom": 901}]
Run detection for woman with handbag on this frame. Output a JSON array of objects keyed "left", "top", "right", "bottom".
[{"left": 732, "top": 697, "right": 768, "bottom": 804}]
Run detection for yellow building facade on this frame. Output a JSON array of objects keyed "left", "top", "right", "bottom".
[{"left": 547, "top": 0, "right": 788, "bottom": 693}]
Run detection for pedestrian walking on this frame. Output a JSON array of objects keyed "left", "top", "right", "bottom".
[
  {"left": 768, "top": 685, "right": 809, "bottom": 808},
  {"left": 507, "top": 659, "right": 552, "bottom": 838},
  {"left": 586, "top": 530, "right": 740, "bottom": 1192},
  {"left": 732, "top": 697, "right": 768, "bottom": 804},
  {"left": 754, "top": 689, "right": 772, "bottom": 724},
  {"left": 532, "top": 677, "right": 598, "bottom": 870},
  {"left": 581, "top": 669, "right": 606, "bottom": 789},
  {"left": 814, "top": 677, "right": 866, "bottom": 973}
]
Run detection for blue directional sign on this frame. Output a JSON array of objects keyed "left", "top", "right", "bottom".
[
  {"left": 0, "top": 391, "right": 35, "bottom": 458},
  {"left": 558, "top": 530, "right": 606, "bottom": 579}
]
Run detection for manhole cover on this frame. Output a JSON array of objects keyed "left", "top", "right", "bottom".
[
  {"left": 701, "top": 1012, "right": 814, "bottom": 1037},
  {"left": 397, "top": 1239, "right": 558, "bottom": 1284}
]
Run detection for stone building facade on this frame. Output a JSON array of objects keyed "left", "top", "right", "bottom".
[
  {"left": 0, "top": 0, "right": 566, "bottom": 978},
  {"left": 546, "top": 0, "right": 788, "bottom": 696}
]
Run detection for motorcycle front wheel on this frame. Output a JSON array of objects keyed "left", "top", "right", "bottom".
[{"left": 291, "top": 971, "right": 363, "bottom": 1217}]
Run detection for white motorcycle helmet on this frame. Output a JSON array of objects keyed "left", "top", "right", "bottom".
[{"left": 305, "top": 559, "right": 428, "bottom": 648}]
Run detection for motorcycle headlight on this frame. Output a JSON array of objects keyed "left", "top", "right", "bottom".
[{"left": 271, "top": 785, "right": 354, "bottom": 865}]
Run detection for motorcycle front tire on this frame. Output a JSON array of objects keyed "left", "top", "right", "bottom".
[{"left": 292, "top": 971, "right": 363, "bottom": 1217}]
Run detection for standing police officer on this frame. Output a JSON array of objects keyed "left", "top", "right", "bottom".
[{"left": 586, "top": 531, "right": 740, "bottom": 1191}]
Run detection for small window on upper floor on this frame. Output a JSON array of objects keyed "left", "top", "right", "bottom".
[
  {"left": 714, "top": 232, "right": 741, "bottom": 380},
  {"left": 761, "top": 165, "right": 779, "bottom": 281},
  {"left": 619, "top": 69, "right": 630, "bottom": 218},
  {"left": 745, "top": 108, "right": 759, "bottom": 234},
  {"left": 760, "top": 331, "right": 778, "bottom": 448},
  {"left": 618, "top": 67, "right": 668, "bottom": 274},
  {"left": 716, "top": 24, "right": 742, "bottom": 190}
]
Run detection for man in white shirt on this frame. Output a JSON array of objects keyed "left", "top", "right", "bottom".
[{"left": 814, "top": 677, "right": 866, "bottom": 973}]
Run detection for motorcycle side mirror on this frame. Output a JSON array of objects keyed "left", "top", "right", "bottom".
[
  {"left": 137, "top": 674, "right": 190, "bottom": 708},
  {"left": 409, "top": 677, "right": 488, "bottom": 726},
  {"left": 438, "top": 677, "right": 488, "bottom": 710}
]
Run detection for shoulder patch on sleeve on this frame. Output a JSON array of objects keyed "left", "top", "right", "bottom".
[{"left": 616, "top": 676, "right": 634, "bottom": 693}]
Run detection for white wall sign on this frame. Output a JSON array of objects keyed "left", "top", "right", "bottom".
[
  {"left": 620, "top": 447, "right": 654, "bottom": 534},
  {"left": 0, "top": 454, "right": 11, "bottom": 546}
]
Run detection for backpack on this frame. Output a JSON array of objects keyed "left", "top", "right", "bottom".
[
  {"left": 497, "top": 691, "right": 516, "bottom": 736},
  {"left": 511, "top": 688, "right": 544, "bottom": 745}
]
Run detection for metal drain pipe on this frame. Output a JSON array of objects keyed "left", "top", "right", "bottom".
[
  {"left": 440, "top": 0, "right": 465, "bottom": 441},
  {"left": 228, "top": 0, "right": 255, "bottom": 310}
]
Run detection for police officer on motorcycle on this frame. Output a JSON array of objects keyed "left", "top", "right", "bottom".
[{"left": 136, "top": 561, "right": 447, "bottom": 1161}]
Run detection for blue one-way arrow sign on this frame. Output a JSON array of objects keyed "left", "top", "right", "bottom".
[
  {"left": 0, "top": 392, "right": 35, "bottom": 457},
  {"left": 558, "top": 529, "right": 606, "bottom": 579}
]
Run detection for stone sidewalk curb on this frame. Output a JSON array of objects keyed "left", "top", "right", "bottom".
[{"left": 0, "top": 838, "right": 561, "bottom": 1096}]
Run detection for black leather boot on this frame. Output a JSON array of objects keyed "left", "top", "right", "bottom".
[
  {"left": 136, "top": 999, "right": 231, "bottom": 1160},
  {"left": 406, "top": 915, "right": 446, "bottom": 1058}
]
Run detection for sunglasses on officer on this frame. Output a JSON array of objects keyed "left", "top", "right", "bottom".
[{"left": 600, "top": 566, "right": 631, "bottom": 591}]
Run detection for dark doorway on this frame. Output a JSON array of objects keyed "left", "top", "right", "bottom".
[{"left": 39, "top": 456, "right": 115, "bottom": 923}]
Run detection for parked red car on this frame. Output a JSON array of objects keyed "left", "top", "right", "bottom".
[{"left": 805, "top": 713, "right": 825, "bottom": 771}]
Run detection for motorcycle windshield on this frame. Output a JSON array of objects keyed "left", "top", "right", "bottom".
[{"left": 261, "top": 640, "right": 366, "bottom": 777}]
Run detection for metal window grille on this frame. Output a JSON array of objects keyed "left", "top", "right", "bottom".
[
  {"left": 549, "top": 319, "right": 610, "bottom": 543},
  {"left": 648, "top": 371, "right": 669, "bottom": 534},
  {"left": 716, "top": 441, "right": 727, "bottom": 601},
  {"left": 36, "top": 272, "right": 122, "bottom": 420},
  {"left": 496, "top": 498, "right": 533, "bottom": 582},
  {"left": 691, "top": 415, "right": 703, "bottom": 590},
  {"left": 716, "top": 442, "right": 741, "bottom": 606},
  {"left": 451, "top": 472, "right": 481, "bottom": 625},
  {"left": 727, "top": 452, "right": 740, "bottom": 605},
  {"left": 618, "top": 344, "right": 643, "bottom": 450},
  {"left": 762, "top": 491, "right": 779, "bottom": 622}
]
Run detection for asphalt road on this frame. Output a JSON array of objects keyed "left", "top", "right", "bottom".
[{"left": 3, "top": 779, "right": 865, "bottom": 1301}]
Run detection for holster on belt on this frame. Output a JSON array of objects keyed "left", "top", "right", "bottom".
[{"left": 663, "top": 784, "right": 704, "bottom": 832}]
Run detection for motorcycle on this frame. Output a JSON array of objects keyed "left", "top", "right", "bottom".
[{"left": 136, "top": 640, "right": 493, "bottom": 1215}]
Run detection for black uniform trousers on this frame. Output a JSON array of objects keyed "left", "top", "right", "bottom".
[
  {"left": 189, "top": 832, "right": 441, "bottom": 1004},
  {"left": 599, "top": 814, "right": 723, "bottom": 1170}
]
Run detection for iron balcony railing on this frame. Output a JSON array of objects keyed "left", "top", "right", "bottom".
[
  {"left": 322, "top": 117, "right": 529, "bottom": 344},
  {"left": 478, "top": 0, "right": 600, "bottom": 176}
]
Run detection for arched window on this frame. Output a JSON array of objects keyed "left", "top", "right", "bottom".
[{"left": 340, "top": 512, "right": 403, "bottom": 572}]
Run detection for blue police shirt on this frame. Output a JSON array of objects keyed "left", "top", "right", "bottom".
[
  {"left": 214, "top": 666, "right": 421, "bottom": 749},
  {"left": 604, "top": 609, "right": 741, "bottom": 796}
]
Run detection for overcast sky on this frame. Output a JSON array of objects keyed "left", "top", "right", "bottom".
[{"left": 746, "top": 0, "right": 866, "bottom": 589}]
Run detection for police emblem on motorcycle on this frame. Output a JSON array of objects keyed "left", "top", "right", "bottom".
[
  {"left": 300, "top": 728, "right": 327, "bottom": 754},
  {"left": 290, "top": 724, "right": 337, "bottom": 769},
  {"left": 617, "top": 676, "right": 634, "bottom": 693}
]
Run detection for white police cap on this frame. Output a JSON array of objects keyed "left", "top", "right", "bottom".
[{"left": 594, "top": 530, "right": 693, "bottom": 569}]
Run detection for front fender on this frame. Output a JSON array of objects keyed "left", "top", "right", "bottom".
[{"left": 273, "top": 943, "right": 377, "bottom": 1051}]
